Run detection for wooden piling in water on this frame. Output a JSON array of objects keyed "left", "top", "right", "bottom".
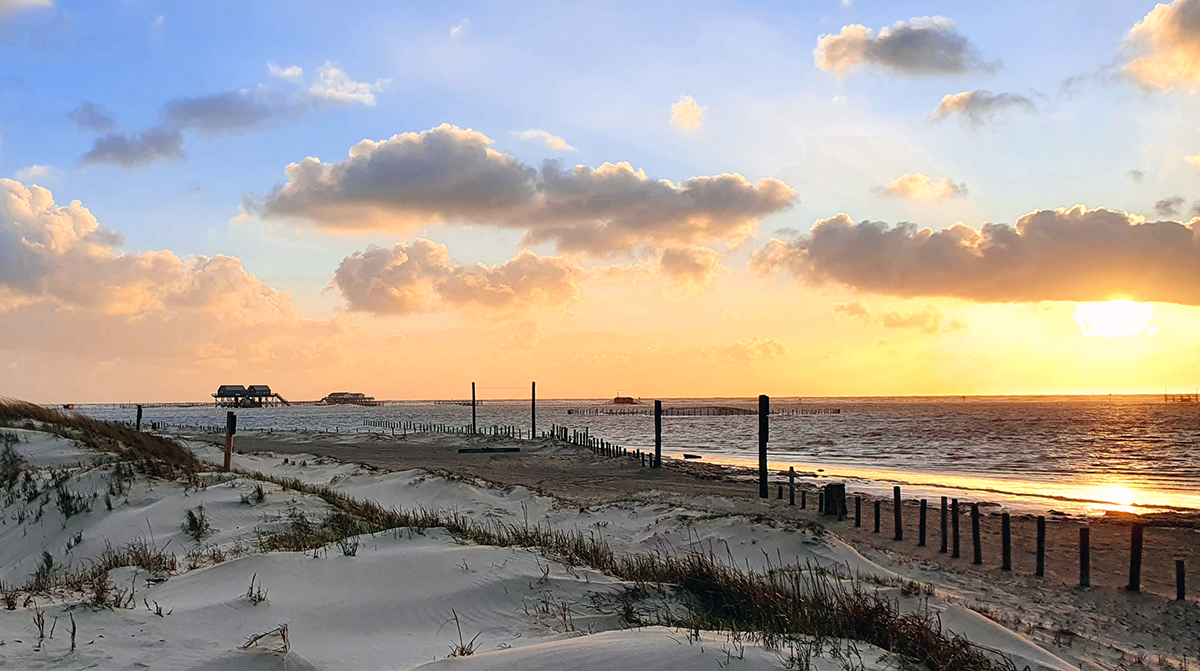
[
  {"left": 1128, "top": 523, "right": 1144, "bottom": 593},
  {"left": 1080, "top": 527, "right": 1091, "bottom": 587},
  {"left": 1178, "top": 560, "right": 1186, "bottom": 601},
  {"left": 918, "top": 499, "right": 927, "bottom": 547},
  {"left": 971, "top": 503, "right": 982, "bottom": 565},
  {"left": 136, "top": 405, "right": 143, "bottom": 432},
  {"left": 1001, "top": 512, "right": 1011, "bottom": 571},
  {"left": 531, "top": 381, "right": 536, "bottom": 438},
  {"left": 758, "top": 395, "right": 769, "bottom": 499},
  {"left": 940, "top": 497, "right": 948, "bottom": 554},
  {"left": 893, "top": 486, "right": 903, "bottom": 541},
  {"left": 1036, "top": 516, "right": 1046, "bottom": 577},
  {"left": 471, "top": 382, "right": 477, "bottom": 434},
  {"left": 788, "top": 467, "right": 795, "bottom": 506},
  {"left": 952, "top": 499, "right": 961, "bottom": 558},
  {"left": 873, "top": 500, "right": 880, "bottom": 533},
  {"left": 654, "top": 400, "right": 663, "bottom": 468}
]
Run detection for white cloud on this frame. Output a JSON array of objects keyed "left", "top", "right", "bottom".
[
  {"left": 874, "top": 173, "right": 966, "bottom": 200},
  {"left": 150, "top": 15, "right": 164, "bottom": 28},
  {"left": 267, "top": 62, "right": 304, "bottom": 81},
  {"left": 670, "top": 95, "right": 705, "bottom": 132},
  {"left": 512, "top": 129, "right": 575, "bottom": 151},
  {"left": 450, "top": 19, "right": 468, "bottom": 37},
  {"left": 0, "top": 0, "right": 51, "bottom": 18},
  {"left": 13, "top": 165, "right": 63, "bottom": 183},
  {"left": 1124, "top": 0, "right": 1200, "bottom": 92},
  {"left": 307, "top": 61, "right": 391, "bottom": 107}
]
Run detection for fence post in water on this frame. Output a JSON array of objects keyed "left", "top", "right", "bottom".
[
  {"left": 1080, "top": 527, "right": 1091, "bottom": 587},
  {"left": 136, "top": 405, "right": 143, "bottom": 432},
  {"left": 788, "top": 467, "right": 795, "bottom": 506},
  {"left": 893, "top": 486, "right": 903, "bottom": 541},
  {"left": 471, "top": 382, "right": 477, "bottom": 434},
  {"left": 1002, "top": 512, "right": 1012, "bottom": 571},
  {"left": 1178, "top": 560, "right": 1186, "bottom": 601},
  {"left": 223, "top": 411, "right": 236, "bottom": 473},
  {"left": 855, "top": 496, "right": 861, "bottom": 527},
  {"left": 940, "top": 497, "right": 948, "bottom": 554},
  {"left": 1036, "top": 516, "right": 1046, "bottom": 577},
  {"left": 873, "top": 500, "right": 880, "bottom": 533},
  {"left": 531, "top": 381, "right": 536, "bottom": 438},
  {"left": 654, "top": 400, "right": 663, "bottom": 468},
  {"left": 1128, "top": 523, "right": 1144, "bottom": 593},
  {"left": 971, "top": 504, "right": 982, "bottom": 565},
  {"left": 758, "top": 395, "right": 769, "bottom": 499},
  {"left": 952, "top": 499, "right": 961, "bottom": 558},
  {"left": 918, "top": 500, "right": 927, "bottom": 547}
]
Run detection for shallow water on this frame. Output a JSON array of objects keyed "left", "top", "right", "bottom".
[{"left": 77, "top": 395, "right": 1200, "bottom": 515}]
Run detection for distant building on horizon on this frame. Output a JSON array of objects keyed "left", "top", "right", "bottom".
[{"left": 320, "top": 392, "right": 379, "bottom": 406}]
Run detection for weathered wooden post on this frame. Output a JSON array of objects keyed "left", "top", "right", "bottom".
[
  {"left": 818, "top": 491, "right": 825, "bottom": 514},
  {"left": 136, "top": 404, "right": 143, "bottom": 432},
  {"left": 952, "top": 499, "right": 961, "bottom": 558},
  {"left": 971, "top": 504, "right": 982, "bottom": 565},
  {"left": 531, "top": 381, "right": 536, "bottom": 438},
  {"left": 758, "top": 395, "right": 769, "bottom": 499},
  {"left": 1178, "top": 560, "right": 1186, "bottom": 601},
  {"left": 471, "top": 382, "right": 477, "bottom": 434},
  {"left": 893, "top": 486, "right": 903, "bottom": 541},
  {"left": 873, "top": 500, "right": 880, "bottom": 533},
  {"left": 940, "top": 497, "right": 948, "bottom": 554},
  {"left": 777, "top": 484, "right": 783, "bottom": 500},
  {"left": 223, "top": 411, "right": 236, "bottom": 473},
  {"left": 654, "top": 400, "right": 663, "bottom": 468},
  {"left": 1128, "top": 523, "right": 1144, "bottom": 593},
  {"left": 855, "top": 496, "right": 861, "bottom": 527},
  {"left": 788, "top": 467, "right": 795, "bottom": 506},
  {"left": 1001, "top": 512, "right": 1012, "bottom": 571},
  {"left": 918, "top": 499, "right": 927, "bottom": 547},
  {"left": 1036, "top": 516, "right": 1046, "bottom": 577},
  {"left": 801, "top": 490, "right": 806, "bottom": 509},
  {"left": 1080, "top": 527, "right": 1091, "bottom": 587}
]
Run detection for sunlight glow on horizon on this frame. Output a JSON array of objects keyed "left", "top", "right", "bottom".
[{"left": 1073, "top": 300, "right": 1156, "bottom": 338}]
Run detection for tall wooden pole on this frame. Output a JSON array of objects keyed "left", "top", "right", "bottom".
[
  {"left": 653, "top": 400, "right": 662, "bottom": 468},
  {"left": 893, "top": 486, "right": 903, "bottom": 541},
  {"left": 136, "top": 404, "right": 143, "bottom": 432},
  {"left": 531, "top": 381, "right": 536, "bottom": 438},
  {"left": 471, "top": 382, "right": 477, "bottom": 434},
  {"left": 1128, "top": 523, "right": 1144, "bottom": 592},
  {"left": 758, "top": 395, "right": 769, "bottom": 499},
  {"left": 223, "top": 411, "right": 236, "bottom": 473}
]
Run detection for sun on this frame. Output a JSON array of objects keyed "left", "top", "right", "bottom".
[{"left": 1072, "top": 300, "right": 1156, "bottom": 338}]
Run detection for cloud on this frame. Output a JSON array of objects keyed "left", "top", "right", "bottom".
[
  {"left": 307, "top": 61, "right": 390, "bottom": 107},
  {"left": 1186, "top": 155, "right": 1200, "bottom": 169},
  {"left": 13, "top": 165, "right": 62, "bottom": 183},
  {"left": 701, "top": 336, "right": 790, "bottom": 362},
  {"left": 150, "top": 15, "right": 163, "bottom": 28},
  {"left": 1124, "top": 0, "right": 1200, "bottom": 92},
  {"left": 255, "top": 123, "right": 796, "bottom": 255},
  {"left": 751, "top": 206, "right": 1200, "bottom": 305},
  {"left": 331, "top": 239, "right": 584, "bottom": 315},
  {"left": 658, "top": 246, "right": 724, "bottom": 289},
  {"left": 1154, "top": 196, "right": 1186, "bottom": 216},
  {"left": 512, "top": 129, "right": 575, "bottom": 151},
  {"left": 671, "top": 95, "right": 705, "bottom": 131},
  {"left": 833, "top": 301, "right": 959, "bottom": 333},
  {"left": 77, "top": 126, "right": 185, "bottom": 168},
  {"left": 930, "top": 90, "right": 1034, "bottom": 129},
  {"left": 814, "top": 17, "right": 996, "bottom": 77},
  {"left": 450, "top": 19, "right": 468, "bottom": 37},
  {"left": 1128, "top": 169, "right": 1146, "bottom": 184},
  {"left": 874, "top": 172, "right": 966, "bottom": 200},
  {"left": 267, "top": 62, "right": 303, "bottom": 81},
  {"left": 161, "top": 86, "right": 305, "bottom": 136},
  {"left": 0, "top": 0, "right": 51, "bottom": 17},
  {"left": 67, "top": 102, "right": 116, "bottom": 133}
]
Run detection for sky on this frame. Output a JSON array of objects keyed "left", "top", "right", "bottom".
[{"left": 4, "top": 0, "right": 1200, "bottom": 402}]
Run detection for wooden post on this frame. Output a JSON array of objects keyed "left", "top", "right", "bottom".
[
  {"left": 918, "top": 499, "right": 927, "bottom": 547},
  {"left": 1177, "top": 560, "right": 1186, "bottom": 601},
  {"left": 855, "top": 496, "right": 861, "bottom": 527},
  {"left": 471, "top": 382, "right": 477, "bottom": 434},
  {"left": 818, "top": 491, "right": 824, "bottom": 514},
  {"left": 758, "top": 395, "right": 769, "bottom": 499},
  {"left": 971, "top": 503, "right": 982, "bottom": 565},
  {"left": 136, "top": 404, "right": 143, "bottom": 432},
  {"left": 223, "top": 411, "right": 236, "bottom": 473},
  {"left": 777, "top": 484, "right": 783, "bottom": 500},
  {"left": 801, "top": 490, "right": 806, "bottom": 509},
  {"left": 1128, "top": 523, "right": 1144, "bottom": 592},
  {"left": 1036, "top": 516, "right": 1046, "bottom": 577},
  {"left": 788, "top": 467, "right": 795, "bottom": 506},
  {"left": 873, "top": 500, "right": 880, "bottom": 533},
  {"left": 1002, "top": 512, "right": 1012, "bottom": 571},
  {"left": 893, "top": 486, "right": 903, "bottom": 541},
  {"left": 531, "top": 381, "right": 536, "bottom": 438},
  {"left": 952, "top": 499, "right": 961, "bottom": 558},
  {"left": 1080, "top": 527, "right": 1091, "bottom": 587},
  {"left": 653, "top": 400, "right": 662, "bottom": 468},
  {"left": 940, "top": 497, "right": 948, "bottom": 554}
]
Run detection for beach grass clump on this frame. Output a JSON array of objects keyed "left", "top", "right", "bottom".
[{"left": 181, "top": 505, "right": 213, "bottom": 543}]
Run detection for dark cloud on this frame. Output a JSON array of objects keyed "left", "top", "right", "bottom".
[
  {"left": 257, "top": 124, "right": 796, "bottom": 256},
  {"left": 67, "top": 102, "right": 116, "bottom": 133},
  {"left": 750, "top": 206, "right": 1200, "bottom": 305},
  {"left": 815, "top": 17, "right": 997, "bottom": 77},
  {"left": 1154, "top": 196, "right": 1186, "bottom": 216},
  {"left": 1128, "top": 169, "right": 1146, "bottom": 184},
  {"left": 331, "top": 239, "right": 584, "bottom": 315},
  {"left": 161, "top": 87, "right": 306, "bottom": 136},
  {"left": 930, "top": 90, "right": 1034, "bottom": 129},
  {"left": 77, "top": 126, "right": 184, "bottom": 168},
  {"left": 658, "top": 247, "right": 723, "bottom": 288}
]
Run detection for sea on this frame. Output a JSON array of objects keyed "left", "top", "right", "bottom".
[{"left": 76, "top": 395, "right": 1200, "bottom": 516}]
